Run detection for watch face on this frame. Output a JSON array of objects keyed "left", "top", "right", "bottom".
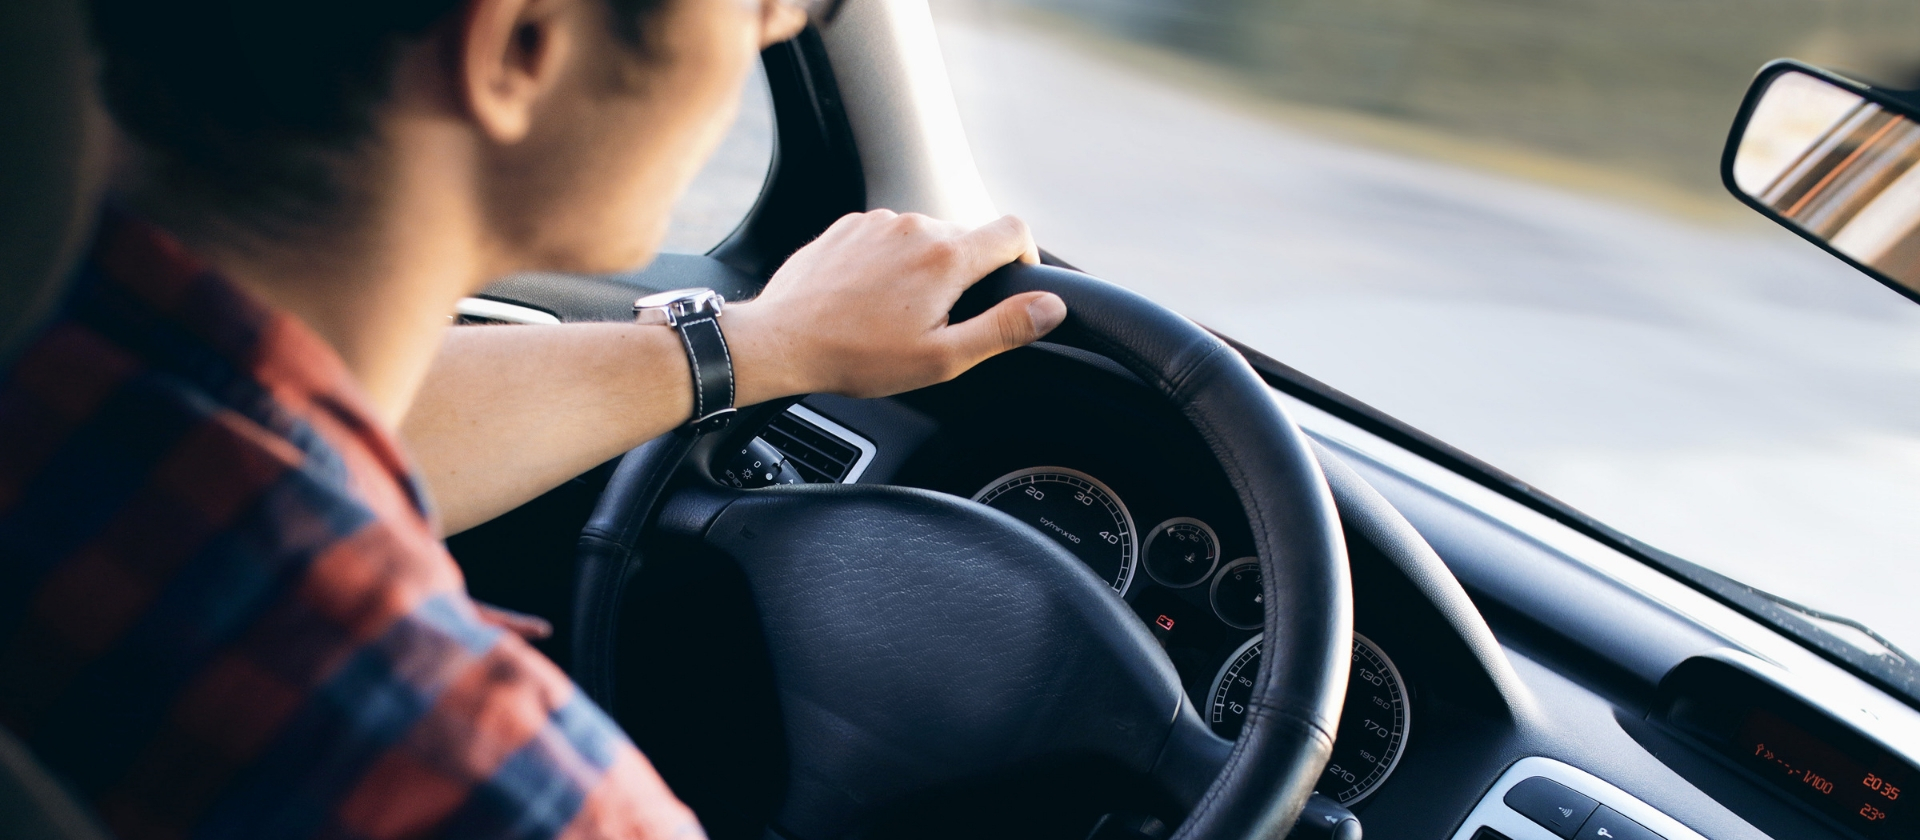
[
  {"left": 634, "top": 288, "right": 724, "bottom": 326},
  {"left": 634, "top": 288, "right": 720, "bottom": 310}
]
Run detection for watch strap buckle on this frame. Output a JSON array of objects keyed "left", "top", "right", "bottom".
[{"left": 687, "top": 407, "right": 738, "bottom": 435}]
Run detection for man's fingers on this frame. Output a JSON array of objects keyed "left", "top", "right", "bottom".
[
  {"left": 951, "top": 215, "right": 1039, "bottom": 283},
  {"left": 819, "top": 209, "right": 896, "bottom": 243},
  {"left": 943, "top": 291, "right": 1067, "bottom": 367},
  {"left": 474, "top": 602, "right": 554, "bottom": 641}
]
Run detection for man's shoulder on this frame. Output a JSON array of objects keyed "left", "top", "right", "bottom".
[
  {"left": 0, "top": 304, "right": 637, "bottom": 838},
  {"left": 0, "top": 212, "right": 678, "bottom": 840},
  {"left": 0, "top": 218, "right": 473, "bottom": 830},
  {"left": 0, "top": 269, "right": 376, "bottom": 565},
  {"left": 0, "top": 282, "right": 423, "bottom": 736}
]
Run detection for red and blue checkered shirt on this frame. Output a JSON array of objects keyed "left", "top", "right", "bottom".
[{"left": 0, "top": 211, "right": 701, "bottom": 840}]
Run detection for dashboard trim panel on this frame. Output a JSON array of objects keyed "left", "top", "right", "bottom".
[{"left": 455, "top": 296, "right": 562, "bottom": 325}]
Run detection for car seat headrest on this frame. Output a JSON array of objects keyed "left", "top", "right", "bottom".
[{"left": 0, "top": 0, "right": 109, "bottom": 365}]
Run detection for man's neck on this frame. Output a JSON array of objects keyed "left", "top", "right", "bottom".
[{"left": 162, "top": 130, "right": 494, "bottom": 430}]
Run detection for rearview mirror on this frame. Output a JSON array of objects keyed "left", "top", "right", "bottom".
[{"left": 1725, "top": 60, "right": 1920, "bottom": 303}]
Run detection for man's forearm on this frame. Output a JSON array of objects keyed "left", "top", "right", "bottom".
[
  {"left": 402, "top": 322, "right": 698, "bottom": 536},
  {"left": 403, "top": 302, "right": 815, "bottom": 536}
]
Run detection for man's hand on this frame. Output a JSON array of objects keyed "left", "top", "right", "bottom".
[{"left": 724, "top": 211, "right": 1068, "bottom": 402}]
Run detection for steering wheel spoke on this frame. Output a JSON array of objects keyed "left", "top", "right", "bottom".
[{"left": 1151, "top": 700, "right": 1236, "bottom": 812}]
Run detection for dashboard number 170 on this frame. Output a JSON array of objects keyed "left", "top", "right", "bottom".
[{"left": 1208, "top": 632, "right": 1411, "bottom": 805}]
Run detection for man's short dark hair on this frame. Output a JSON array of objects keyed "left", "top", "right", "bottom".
[{"left": 89, "top": 0, "right": 667, "bottom": 231}]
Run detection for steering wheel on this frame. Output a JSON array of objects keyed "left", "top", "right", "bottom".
[{"left": 570, "top": 263, "right": 1352, "bottom": 840}]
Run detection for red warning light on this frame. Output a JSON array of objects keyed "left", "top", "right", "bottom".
[{"left": 1155, "top": 614, "right": 1176, "bottom": 631}]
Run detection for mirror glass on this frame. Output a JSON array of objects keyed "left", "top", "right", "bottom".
[{"left": 1732, "top": 69, "right": 1920, "bottom": 292}]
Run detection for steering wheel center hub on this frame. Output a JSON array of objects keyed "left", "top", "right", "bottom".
[{"left": 702, "top": 484, "right": 1186, "bottom": 839}]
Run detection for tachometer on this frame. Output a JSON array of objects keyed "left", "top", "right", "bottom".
[
  {"left": 973, "top": 467, "right": 1138, "bottom": 595},
  {"left": 1208, "top": 633, "right": 1410, "bottom": 805}
]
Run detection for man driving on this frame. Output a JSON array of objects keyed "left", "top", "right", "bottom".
[{"left": 0, "top": 0, "right": 1068, "bottom": 837}]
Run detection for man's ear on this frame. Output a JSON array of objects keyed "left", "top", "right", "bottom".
[
  {"left": 760, "top": 2, "right": 807, "bottom": 48},
  {"left": 460, "top": 0, "right": 575, "bottom": 143}
]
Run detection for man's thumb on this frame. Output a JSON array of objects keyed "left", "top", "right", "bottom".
[
  {"left": 950, "top": 291, "right": 1067, "bottom": 361},
  {"left": 1023, "top": 292, "right": 1068, "bottom": 338}
]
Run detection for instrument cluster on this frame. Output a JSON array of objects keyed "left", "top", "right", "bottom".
[{"left": 969, "top": 462, "right": 1412, "bottom": 807}]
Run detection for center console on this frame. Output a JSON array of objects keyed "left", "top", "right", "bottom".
[{"left": 1447, "top": 758, "right": 1709, "bottom": 840}]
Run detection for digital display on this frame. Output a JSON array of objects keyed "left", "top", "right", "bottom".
[{"left": 1735, "top": 708, "right": 1912, "bottom": 839}]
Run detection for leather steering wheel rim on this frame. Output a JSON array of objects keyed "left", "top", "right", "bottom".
[{"left": 572, "top": 262, "right": 1352, "bottom": 840}]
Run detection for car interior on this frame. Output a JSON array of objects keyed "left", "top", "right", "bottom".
[{"left": 5, "top": 3, "right": 1920, "bottom": 840}]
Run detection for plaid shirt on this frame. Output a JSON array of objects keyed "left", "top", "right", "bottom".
[{"left": 0, "top": 211, "right": 700, "bottom": 840}]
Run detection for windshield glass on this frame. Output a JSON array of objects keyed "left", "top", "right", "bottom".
[
  {"left": 932, "top": 0, "right": 1920, "bottom": 655},
  {"left": 662, "top": 63, "right": 773, "bottom": 255}
]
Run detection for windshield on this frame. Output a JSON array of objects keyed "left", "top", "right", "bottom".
[
  {"left": 664, "top": 64, "right": 774, "bottom": 255},
  {"left": 931, "top": 0, "right": 1920, "bottom": 656}
]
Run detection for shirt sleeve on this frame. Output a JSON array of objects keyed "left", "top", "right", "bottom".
[
  {"left": 88, "top": 515, "right": 702, "bottom": 840},
  {"left": 323, "top": 589, "right": 706, "bottom": 840}
]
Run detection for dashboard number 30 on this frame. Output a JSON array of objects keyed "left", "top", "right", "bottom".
[
  {"left": 1208, "top": 633, "right": 1411, "bottom": 805},
  {"left": 973, "top": 467, "right": 1138, "bottom": 594}
]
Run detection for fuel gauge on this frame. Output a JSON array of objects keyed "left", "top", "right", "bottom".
[{"left": 1209, "top": 557, "right": 1264, "bottom": 630}]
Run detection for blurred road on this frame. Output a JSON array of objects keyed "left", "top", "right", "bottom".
[{"left": 925, "top": 6, "right": 1920, "bottom": 654}]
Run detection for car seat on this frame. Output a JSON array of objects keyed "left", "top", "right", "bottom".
[
  {"left": 1, "top": 0, "right": 107, "bottom": 361},
  {"left": 0, "top": 1, "right": 114, "bottom": 837}
]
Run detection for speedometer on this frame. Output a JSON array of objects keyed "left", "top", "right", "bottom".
[
  {"left": 973, "top": 467, "right": 1138, "bottom": 595},
  {"left": 1208, "top": 633, "right": 1410, "bottom": 805}
]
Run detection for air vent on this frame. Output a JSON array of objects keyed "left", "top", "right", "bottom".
[{"left": 762, "top": 404, "right": 876, "bottom": 484}]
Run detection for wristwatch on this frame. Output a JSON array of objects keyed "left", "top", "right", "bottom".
[{"left": 634, "top": 288, "right": 735, "bottom": 434}]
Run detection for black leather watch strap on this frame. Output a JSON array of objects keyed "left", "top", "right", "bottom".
[{"left": 677, "top": 312, "right": 736, "bottom": 433}]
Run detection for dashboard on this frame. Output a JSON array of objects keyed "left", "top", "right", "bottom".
[{"left": 448, "top": 290, "right": 1920, "bottom": 840}]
